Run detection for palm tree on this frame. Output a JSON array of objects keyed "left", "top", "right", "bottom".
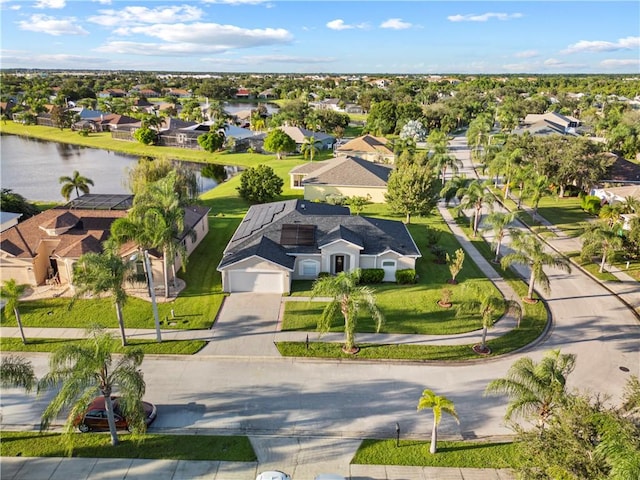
[
  {"left": 456, "top": 280, "right": 522, "bottom": 353},
  {"left": 455, "top": 179, "right": 495, "bottom": 237},
  {"left": 440, "top": 174, "right": 468, "bottom": 207},
  {"left": 484, "top": 349, "right": 576, "bottom": 427},
  {"left": 311, "top": 269, "right": 384, "bottom": 354},
  {"left": 482, "top": 211, "right": 518, "bottom": 262},
  {"left": 72, "top": 249, "right": 136, "bottom": 346},
  {"left": 501, "top": 231, "right": 572, "bottom": 302},
  {"left": 59, "top": 170, "right": 94, "bottom": 201},
  {"left": 525, "top": 173, "right": 551, "bottom": 219},
  {"left": 300, "top": 135, "right": 320, "bottom": 162},
  {"left": 427, "top": 129, "right": 461, "bottom": 183},
  {"left": 598, "top": 203, "right": 623, "bottom": 227},
  {"left": 1, "top": 356, "right": 36, "bottom": 392},
  {"left": 417, "top": 389, "right": 459, "bottom": 454},
  {"left": 39, "top": 328, "right": 146, "bottom": 446},
  {"left": 621, "top": 196, "right": 640, "bottom": 214},
  {"left": 1, "top": 279, "right": 29, "bottom": 344},
  {"left": 466, "top": 114, "right": 493, "bottom": 163},
  {"left": 580, "top": 221, "right": 624, "bottom": 273}
]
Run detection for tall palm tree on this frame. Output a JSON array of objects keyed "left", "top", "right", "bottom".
[
  {"left": 1, "top": 279, "right": 29, "bottom": 344},
  {"left": 456, "top": 280, "right": 522, "bottom": 353},
  {"left": 484, "top": 349, "right": 576, "bottom": 427},
  {"left": 580, "top": 221, "right": 624, "bottom": 273},
  {"left": 39, "top": 329, "right": 146, "bottom": 447},
  {"left": 300, "top": 135, "right": 320, "bottom": 162},
  {"left": 501, "top": 231, "right": 572, "bottom": 302},
  {"left": 525, "top": 173, "right": 551, "bottom": 219},
  {"left": 59, "top": 170, "right": 94, "bottom": 201},
  {"left": 466, "top": 114, "right": 493, "bottom": 163},
  {"left": 1, "top": 355, "right": 36, "bottom": 392},
  {"left": 455, "top": 179, "right": 495, "bottom": 237},
  {"left": 482, "top": 211, "right": 518, "bottom": 262},
  {"left": 311, "top": 269, "right": 384, "bottom": 354},
  {"left": 598, "top": 203, "right": 623, "bottom": 227},
  {"left": 417, "top": 389, "right": 459, "bottom": 454},
  {"left": 440, "top": 174, "right": 468, "bottom": 207},
  {"left": 72, "top": 249, "right": 136, "bottom": 346}
]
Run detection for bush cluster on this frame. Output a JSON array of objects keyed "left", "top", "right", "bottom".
[
  {"left": 395, "top": 269, "right": 417, "bottom": 284},
  {"left": 359, "top": 268, "right": 384, "bottom": 284}
]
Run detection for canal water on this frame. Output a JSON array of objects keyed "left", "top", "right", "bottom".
[{"left": 0, "top": 135, "right": 226, "bottom": 202}]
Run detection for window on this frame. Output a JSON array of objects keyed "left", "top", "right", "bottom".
[
  {"left": 382, "top": 260, "right": 396, "bottom": 268},
  {"left": 300, "top": 260, "right": 319, "bottom": 276}
]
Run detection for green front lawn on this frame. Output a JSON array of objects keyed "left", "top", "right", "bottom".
[
  {"left": 0, "top": 431, "right": 256, "bottom": 462},
  {"left": 353, "top": 439, "right": 519, "bottom": 468},
  {"left": 0, "top": 337, "right": 206, "bottom": 355}
]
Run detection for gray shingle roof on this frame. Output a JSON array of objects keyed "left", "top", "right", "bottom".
[
  {"left": 300, "top": 155, "right": 392, "bottom": 187},
  {"left": 218, "top": 199, "right": 420, "bottom": 270}
]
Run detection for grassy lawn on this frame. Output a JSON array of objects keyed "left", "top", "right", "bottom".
[
  {"left": 0, "top": 431, "right": 256, "bottom": 462},
  {"left": 0, "top": 337, "right": 206, "bottom": 354},
  {"left": 283, "top": 204, "right": 503, "bottom": 336},
  {"left": 566, "top": 252, "right": 620, "bottom": 282},
  {"left": 352, "top": 439, "right": 519, "bottom": 468},
  {"left": 277, "top": 205, "right": 548, "bottom": 361}
]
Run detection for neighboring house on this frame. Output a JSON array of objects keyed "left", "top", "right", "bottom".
[
  {"left": 0, "top": 194, "right": 210, "bottom": 289},
  {"left": 235, "top": 88, "right": 251, "bottom": 99},
  {"left": 257, "top": 89, "right": 277, "bottom": 99},
  {"left": 157, "top": 129, "right": 204, "bottom": 149},
  {"left": 513, "top": 111, "right": 581, "bottom": 137},
  {"left": 164, "top": 88, "right": 191, "bottom": 98},
  {"left": 591, "top": 185, "right": 640, "bottom": 205},
  {"left": 0, "top": 100, "right": 16, "bottom": 117},
  {"left": 0, "top": 212, "right": 22, "bottom": 232},
  {"left": 335, "top": 135, "right": 395, "bottom": 164},
  {"left": 218, "top": 199, "right": 421, "bottom": 294},
  {"left": 603, "top": 154, "right": 640, "bottom": 183},
  {"left": 289, "top": 155, "right": 392, "bottom": 203},
  {"left": 277, "top": 126, "right": 335, "bottom": 151},
  {"left": 98, "top": 88, "right": 127, "bottom": 98}
]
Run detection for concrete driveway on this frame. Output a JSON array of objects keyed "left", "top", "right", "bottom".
[{"left": 197, "top": 293, "right": 283, "bottom": 357}]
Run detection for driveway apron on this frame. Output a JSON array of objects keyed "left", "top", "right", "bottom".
[{"left": 198, "top": 293, "right": 283, "bottom": 357}]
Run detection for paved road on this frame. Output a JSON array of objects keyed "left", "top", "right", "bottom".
[{"left": 1, "top": 135, "right": 638, "bottom": 479}]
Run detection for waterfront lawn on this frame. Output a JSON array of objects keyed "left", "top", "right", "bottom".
[
  {"left": 352, "top": 439, "right": 519, "bottom": 468},
  {"left": 0, "top": 431, "right": 256, "bottom": 462}
]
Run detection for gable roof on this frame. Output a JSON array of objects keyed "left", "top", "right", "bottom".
[
  {"left": 277, "top": 126, "right": 335, "bottom": 144},
  {"left": 218, "top": 199, "right": 420, "bottom": 270},
  {"left": 291, "top": 155, "right": 392, "bottom": 187},
  {"left": 336, "top": 135, "right": 393, "bottom": 156}
]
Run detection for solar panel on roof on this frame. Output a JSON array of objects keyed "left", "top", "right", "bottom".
[{"left": 281, "top": 224, "right": 315, "bottom": 246}]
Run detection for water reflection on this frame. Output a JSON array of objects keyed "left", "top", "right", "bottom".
[{"left": 0, "top": 134, "right": 236, "bottom": 202}]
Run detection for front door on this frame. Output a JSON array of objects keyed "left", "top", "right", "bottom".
[{"left": 335, "top": 255, "right": 345, "bottom": 273}]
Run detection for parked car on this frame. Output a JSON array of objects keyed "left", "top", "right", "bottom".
[
  {"left": 75, "top": 396, "right": 157, "bottom": 433},
  {"left": 256, "top": 471, "right": 292, "bottom": 480}
]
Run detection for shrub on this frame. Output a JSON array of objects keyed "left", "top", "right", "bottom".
[
  {"left": 325, "top": 193, "right": 346, "bottom": 205},
  {"left": 317, "top": 272, "right": 331, "bottom": 279},
  {"left": 396, "top": 269, "right": 417, "bottom": 284},
  {"left": 580, "top": 195, "right": 602, "bottom": 215},
  {"left": 360, "top": 268, "right": 384, "bottom": 284},
  {"left": 425, "top": 228, "right": 442, "bottom": 246},
  {"left": 431, "top": 245, "right": 447, "bottom": 264}
]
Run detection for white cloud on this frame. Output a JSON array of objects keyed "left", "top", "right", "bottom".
[
  {"left": 34, "top": 0, "right": 65, "bottom": 8},
  {"left": 1, "top": 52, "right": 105, "bottom": 68},
  {"left": 202, "top": 54, "right": 336, "bottom": 65},
  {"left": 91, "top": 0, "right": 112, "bottom": 4},
  {"left": 17, "top": 14, "right": 89, "bottom": 36},
  {"left": 447, "top": 12, "right": 523, "bottom": 22},
  {"left": 600, "top": 59, "right": 640, "bottom": 67},
  {"left": 543, "top": 58, "right": 587, "bottom": 69},
  {"left": 562, "top": 36, "right": 640, "bottom": 54},
  {"left": 119, "top": 22, "right": 292, "bottom": 47},
  {"left": 514, "top": 50, "right": 539, "bottom": 59},
  {"left": 380, "top": 18, "right": 412, "bottom": 30},
  {"left": 326, "top": 19, "right": 368, "bottom": 31},
  {"left": 88, "top": 5, "right": 203, "bottom": 27},
  {"left": 202, "top": 0, "right": 270, "bottom": 4}
]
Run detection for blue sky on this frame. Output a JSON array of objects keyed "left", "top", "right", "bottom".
[{"left": 1, "top": 1, "right": 639, "bottom": 74}]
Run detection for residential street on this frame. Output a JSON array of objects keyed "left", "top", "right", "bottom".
[{"left": 1, "top": 135, "right": 639, "bottom": 479}]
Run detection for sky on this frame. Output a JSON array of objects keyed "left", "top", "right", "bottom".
[{"left": 0, "top": 0, "right": 639, "bottom": 74}]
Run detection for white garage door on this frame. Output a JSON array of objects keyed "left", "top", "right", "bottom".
[{"left": 228, "top": 271, "right": 285, "bottom": 293}]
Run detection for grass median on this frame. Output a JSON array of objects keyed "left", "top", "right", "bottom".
[
  {"left": 352, "top": 438, "right": 519, "bottom": 468},
  {"left": 0, "top": 431, "right": 256, "bottom": 462},
  {"left": 0, "top": 337, "right": 207, "bottom": 355}
]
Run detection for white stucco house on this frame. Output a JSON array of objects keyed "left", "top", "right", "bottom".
[{"left": 217, "top": 200, "right": 421, "bottom": 294}]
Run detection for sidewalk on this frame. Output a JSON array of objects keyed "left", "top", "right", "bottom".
[{"left": 0, "top": 455, "right": 516, "bottom": 480}]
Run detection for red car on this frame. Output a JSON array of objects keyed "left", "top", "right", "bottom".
[{"left": 76, "top": 396, "right": 157, "bottom": 433}]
